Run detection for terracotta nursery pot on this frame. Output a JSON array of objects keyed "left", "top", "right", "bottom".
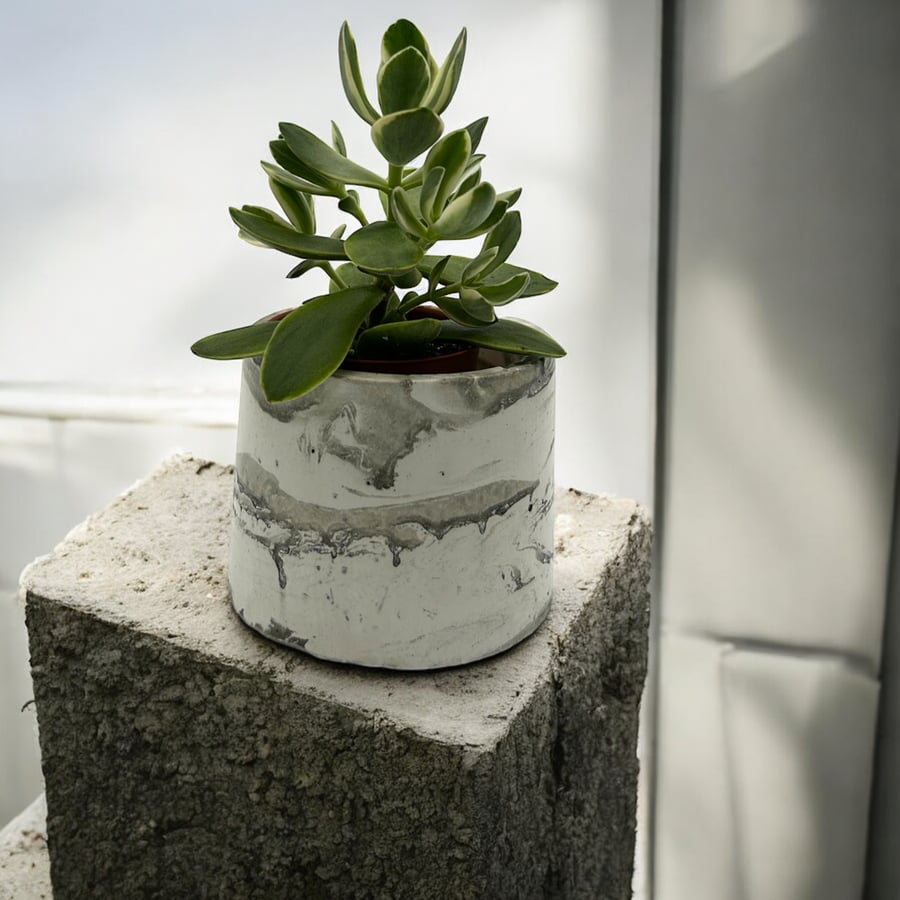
[{"left": 228, "top": 350, "right": 556, "bottom": 670}]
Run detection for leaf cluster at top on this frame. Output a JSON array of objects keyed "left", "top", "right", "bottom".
[{"left": 192, "top": 19, "right": 564, "bottom": 402}]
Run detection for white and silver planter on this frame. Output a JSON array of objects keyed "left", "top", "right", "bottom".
[{"left": 228, "top": 352, "right": 555, "bottom": 669}]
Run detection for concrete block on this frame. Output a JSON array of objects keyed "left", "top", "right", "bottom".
[
  {"left": 22, "top": 456, "right": 651, "bottom": 900},
  {"left": 0, "top": 794, "right": 51, "bottom": 900}
]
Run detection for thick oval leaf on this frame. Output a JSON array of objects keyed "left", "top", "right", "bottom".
[
  {"left": 433, "top": 294, "right": 496, "bottom": 327},
  {"left": 456, "top": 168, "right": 482, "bottom": 197},
  {"left": 430, "top": 182, "right": 497, "bottom": 239},
  {"left": 426, "top": 255, "right": 450, "bottom": 298},
  {"left": 474, "top": 271, "right": 531, "bottom": 306},
  {"left": 345, "top": 222, "right": 424, "bottom": 274},
  {"left": 338, "top": 22, "right": 379, "bottom": 125},
  {"left": 460, "top": 288, "right": 497, "bottom": 323},
  {"left": 422, "top": 28, "right": 467, "bottom": 115},
  {"left": 480, "top": 210, "right": 521, "bottom": 272},
  {"left": 419, "top": 166, "right": 445, "bottom": 223},
  {"left": 371, "top": 107, "right": 444, "bottom": 166},
  {"left": 419, "top": 255, "right": 558, "bottom": 297},
  {"left": 438, "top": 317, "right": 566, "bottom": 358},
  {"left": 390, "top": 187, "right": 428, "bottom": 238},
  {"left": 268, "top": 141, "right": 337, "bottom": 192},
  {"left": 382, "top": 19, "right": 432, "bottom": 64},
  {"left": 331, "top": 121, "right": 347, "bottom": 156},
  {"left": 377, "top": 47, "right": 431, "bottom": 114},
  {"left": 286, "top": 259, "right": 326, "bottom": 279},
  {"left": 261, "top": 285, "right": 385, "bottom": 401},
  {"left": 454, "top": 198, "right": 508, "bottom": 239},
  {"left": 238, "top": 230, "right": 269, "bottom": 248},
  {"left": 280, "top": 122, "right": 387, "bottom": 189},
  {"left": 231, "top": 207, "right": 346, "bottom": 260},
  {"left": 355, "top": 318, "right": 440, "bottom": 356},
  {"left": 268, "top": 178, "right": 316, "bottom": 234},
  {"left": 330, "top": 263, "right": 377, "bottom": 291},
  {"left": 497, "top": 187, "right": 522, "bottom": 208},
  {"left": 422, "top": 129, "right": 471, "bottom": 211},
  {"left": 391, "top": 267, "right": 421, "bottom": 289},
  {"left": 191, "top": 320, "right": 277, "bottom": 360},
  {"left": 262, "top": 159, "right": 335, "bottom": 197},
  {"left": 337, "top": 192, "right": 367, "bottom": 224},
  {"left": 241, "top": 205, "right": 294, "bottom": 230},
  {"left": 461, "top": 247, "right": 499, "bottom": 284},
  {"left": 465, "top": 116, "right": 489, "bottom": 152}
]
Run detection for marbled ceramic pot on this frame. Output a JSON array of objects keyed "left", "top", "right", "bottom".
[{"left": 228, "top": 352, "right": 555, "bottom": 669}]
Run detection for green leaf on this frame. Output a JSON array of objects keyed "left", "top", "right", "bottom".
[
  {"left": 240, "top": 205, "right": 294, "bottom": 229},
  {"left": 261, "top": 159, "right": 335, "bottom": 197},
  {"left": 422, "top": 129, "right": 471, "bottom": 213},
  {"left": 391, "top": 267, "right": 421, "bottom": 289},
  {"left": 390, "top": 187, "right": 428, "bottom": 239},
  {"left": 430, "top": 182, "right": 497, "bottom": 239},
  {"left": 332, "top": 263, "right": 377, "bottom": 290},
  {"left": 238, "top": 230, "right": 269, "bottom": 248},
  {"left": 426, "top": 255, "right": 450, "bottom": 299},
  {"left": 338, "top": 22, "right": 379, "bottom": 125},
  {"left": 454, "top": 198, "right": 508, "bottom": 239},
  {"left": 371, "top": 108, "right": 444, "bottom": 166},
  {"left": 497, "top": 187, "right": 522, "bottom": 208},
  {"left": 377, "top": 47, "right": 431, "bottom": 115},
  {"left": 230, "top": 207, "right": 346, "bottom": 260},
  {"left": 481, "top": 210, "right": 521, "bottom": 272},
  {"left": 286, "top": 259, "right": 326, "bottom": 279},
  {"left": 330, "top": 224, "right": 348, "bottom": 240},
  {"left": 261, "top": 286, "right": 385, "bottom": 401},
  {"left": 438, "top": 317, "right": 566, "bottom": 358},
  {"left": 268, "top": 178, "right": 316, "bottom": 234},
  {"left": 355, "top": 318, "right": 440, "bottom": 356},
  {"left": 465, "top": 117, "right": 489, "bottom": 152},
  {"left": 345, "top": 222, "right": 424, "bottom": 274},
  {"left": 456, "top": 168, "right": 482, "bottom": 196},
  {"left": 268, "top": 141, "right": 337, "bottom": 193},
  {"left": 382, "top": 19, "right": 432, "bottom": 64},
  {"left": 461, "top": 247, "right": 499, "bottom": 284},
  {"left": 473, "top": 271, "right": 531, "bottom": 306},
  {"left": 191, "top": 320, "right": 278, "bottom": 360},
  {"left": 331, "top": 121, "right": 347, "bottom": 156},
  {"left": 337, "top": 193, "right": 365, "bottom": 220},
  {"left": 419, "top": 255, "right": 558, "bottom": 297},
  {"left": 433, "top": 294, "right": 496, "bottom": 327},
  {"left": 280, "top": 122, "right": 387, "bottom": 189},
  {"left": 423, "top": 28, "right": 467, "bottom": 115},
  {"left": 419, "top": 166, "right": 445, "bottom": 223}
]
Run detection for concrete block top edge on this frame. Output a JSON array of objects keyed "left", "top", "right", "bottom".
[{"left": 21, "top": 454, "right": 651, "bottom": 751}]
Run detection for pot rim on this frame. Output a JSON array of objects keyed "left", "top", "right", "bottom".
[
  {"left": 255, "top": 307, "right": 553, "bottom": 384},
  {"left": 243, "top": 349, "right": 552, "bottom": 387}
]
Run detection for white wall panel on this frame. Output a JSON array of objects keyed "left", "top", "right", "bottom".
[{"left": 656, "top": 633, "right": 878, "bottom": 900}]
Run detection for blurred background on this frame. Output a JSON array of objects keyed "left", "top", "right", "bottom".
[{"left": 1, "top": 1, "right": 897, "bottom": 898}]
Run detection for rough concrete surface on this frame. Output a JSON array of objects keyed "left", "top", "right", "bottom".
[
  {"left": 22, "top": 455, "right": 651, "bottom": 899},
  {"left": 0, "top": 794, "right": 51, "bottom": 900}
]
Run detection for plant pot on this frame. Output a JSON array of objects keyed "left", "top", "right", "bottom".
[{"left": 228, "top": 351, "right": 556, "bottom": 669}]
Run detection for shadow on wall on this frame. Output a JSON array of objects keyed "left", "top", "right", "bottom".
[{"left": 656, "top": 1, "right": 900, "bottom": 899}]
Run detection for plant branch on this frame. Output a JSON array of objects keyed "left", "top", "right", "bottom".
[{"left": 323, "top": 263, "right": 347, "bottom": 289}]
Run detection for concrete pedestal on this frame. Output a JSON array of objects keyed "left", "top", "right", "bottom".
[{"left": 22, "top": 455, "right": 651, "bottom": 900}]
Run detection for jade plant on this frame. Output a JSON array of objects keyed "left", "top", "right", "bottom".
[{"left": 192, "top": 19, "right": 564, "bottom": 402}]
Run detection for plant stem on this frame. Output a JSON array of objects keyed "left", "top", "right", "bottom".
[
  {"left": 396, "top": 294, "right": 425, "bottom": 316},
  {"left": 323, "top": 263, "right": 347, "bottom": 289},
  {"left": 388, "top": 165, "right": 404, "bottom": 188}
]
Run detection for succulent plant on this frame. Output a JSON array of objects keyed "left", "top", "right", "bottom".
[{"left": 192, "top": 19, "right": 564, "bottom": 402}]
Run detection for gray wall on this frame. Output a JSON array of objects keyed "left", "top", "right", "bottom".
[{"left": 654, "top": 0, "right": 900, "bottom": 898}]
